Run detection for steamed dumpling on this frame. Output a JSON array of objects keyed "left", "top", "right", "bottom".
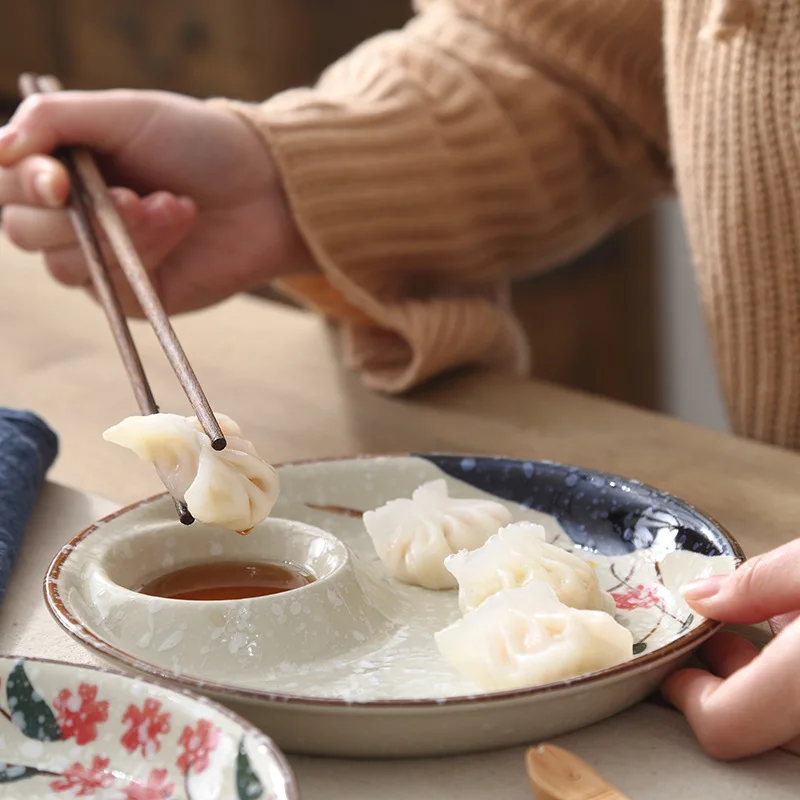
[
  {"left": 103, "top": 413, "right": 278, "bottom": 532},
  {"left": 363, "top": 479, "right": 512, "bottom": 589},
  {"left": 445, "top": 521, "right": 616, "bottom": 615},
  {"left": 435, "top": 581, "right": 633, "bottom": 691}
]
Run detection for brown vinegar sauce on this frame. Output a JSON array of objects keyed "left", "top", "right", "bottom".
[{"left": 138, "top": 560, "right": 314, "bottom": 601}]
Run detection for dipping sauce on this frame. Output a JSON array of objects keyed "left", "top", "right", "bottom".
[{"left": 138, "top": 561, "right": 314, "bottom": 601}]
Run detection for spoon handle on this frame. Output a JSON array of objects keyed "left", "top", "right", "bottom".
[{"left": 526, "top": 745, "right": 630, "bottom": 800}]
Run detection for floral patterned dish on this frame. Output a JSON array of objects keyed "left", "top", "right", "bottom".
[
  {"left": 45, "top": 455, "right": 744, "bottom": 758},
  {"left": 0, "top": 655, "right": 297, "bottom": 799}
]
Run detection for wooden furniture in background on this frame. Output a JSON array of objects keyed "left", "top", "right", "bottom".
[
  {"left": 511, "top": 217, "right": 658, "bottom": 410},
  {"left": 0, "top": 0, "right": 660, "bottom": 410},
  {"left": 0, "top": 0, "right": 413, "bottom": 101}
]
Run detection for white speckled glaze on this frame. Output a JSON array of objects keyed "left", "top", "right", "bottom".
[
  {"left": 65, "top": 517, "right": 397, "bottom": 678},
  {"left": 0, "top": 656, "right": 297, "bottom": 799},
  {"left": 46, "top": 456, "right": 742, "bottom": 758}
]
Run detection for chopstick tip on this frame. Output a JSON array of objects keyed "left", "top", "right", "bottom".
[
  {"left": 173, "top": 498, "right": 194, "bottom": 525},
  {"left": 211, "top": 436, "right": 227, "bottom": 451}
]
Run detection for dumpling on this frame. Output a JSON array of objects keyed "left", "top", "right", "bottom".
[
  {"left": 435, "top": 581, "right": 633, "bottom": 691},
  {"left": 445, "top": 521, "right": 616, "bottom": 615},
  {"left": 103, "top": 413, "right": 278, "bottom": 532},
  {"left": 363, "top": 479, "right": 512, "bottom": 590}
]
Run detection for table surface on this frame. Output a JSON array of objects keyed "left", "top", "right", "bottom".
[
  {"left": 4, "top": 236, "right": 800, "bottom": 796},
  {"left": 4, "top": 236, "right": 800, "bottom": 561}
]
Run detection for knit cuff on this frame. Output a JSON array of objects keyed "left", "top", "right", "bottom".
[{"left": 207, "top": 86, "right": 531, "bottom": 392}]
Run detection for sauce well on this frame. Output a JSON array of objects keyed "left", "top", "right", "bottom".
[{"left": 138, "top": 560, "right": 314, "bottom": 601}]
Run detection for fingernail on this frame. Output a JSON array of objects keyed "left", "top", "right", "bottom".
[
  {"left": 0, "top": 127, "right": 22, "bottom": 158},
  {"left": 34, "top": 171, "right": 59, "bottom": 207},
  {"left": 681, "top": 574, "right": 727, "bottom": 602}
]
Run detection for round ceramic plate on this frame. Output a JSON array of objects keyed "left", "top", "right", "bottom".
[
  {"left": 0, "top": 655, "right": 297, "bottom": 799},
  {"left": 45, "top": 455, "right": 744, "bottom": 758}
]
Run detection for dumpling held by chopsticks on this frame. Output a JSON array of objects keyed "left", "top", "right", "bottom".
[{"left": 103, "top": 413, "right": 278, "bottom": 533}]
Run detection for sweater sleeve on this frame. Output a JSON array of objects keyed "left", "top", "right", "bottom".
[
  {"left": 212, "top": 0, "right": 671, "bottom": 393},
  {"left": 664, "top": 1, "right": 800, "bottom": 449}
]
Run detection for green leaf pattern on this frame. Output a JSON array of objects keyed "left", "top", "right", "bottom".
[
  {"left": 0, "top": 661, "right": 276, "bottom": 799},
  {"left": 0, "top": 763, "right": 42, "bottom": 783},
  {"left": 5, "top": 662, "right": 62, "bottom": 742},
  {"left": 237, "top": 738, "right": 265, "bottom": 800}
]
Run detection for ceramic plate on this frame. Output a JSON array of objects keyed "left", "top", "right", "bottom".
[
  {"left": 0, "top": 655, "right": 297, "bottom": 799},
  {"left": 45, "top": 455, "right": 744, "bottom": 757}
]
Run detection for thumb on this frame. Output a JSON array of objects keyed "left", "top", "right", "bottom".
[
  {"left": 681, "top": 538, "right": 800, "bottom": 624},
  {"left": 0, "top": 90, "right": 165, "bottom": 165}
]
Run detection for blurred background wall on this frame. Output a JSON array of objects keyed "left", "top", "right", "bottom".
[
  {"left": 0, "top": 1, "right": 726, "bottom": 429},
  {"left": 655, "top": 200, "right": 728, "bottom": 432}
]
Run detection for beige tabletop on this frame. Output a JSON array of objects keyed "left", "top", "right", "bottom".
[
  {"left": 4, "top": 236, "right": 800, "bottom": 560},
  {"left": 3, "top": 235, "right": 800, "bottom": 796}
]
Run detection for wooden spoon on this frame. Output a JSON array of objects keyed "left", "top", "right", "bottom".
[{"left": 526, "top": 744, "right": 630, "bottom": 800}]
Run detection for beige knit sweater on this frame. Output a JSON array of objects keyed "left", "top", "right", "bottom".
[{"left": 219, "top": 0, "right": 800, "bottom": 450}]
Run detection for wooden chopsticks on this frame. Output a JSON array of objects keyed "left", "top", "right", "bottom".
[{"left": 18, "top": 73, "right": 228, "bottom": 525}]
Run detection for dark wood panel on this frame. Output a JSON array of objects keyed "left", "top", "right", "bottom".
[
  {"left": 511, "top": 217, "right": 658, "bottom": 409},
  {"left": 303, "top": 0, "right": 413, "bottom": 76},
  {"left": 58, "top": 0, "right": 308, "bottom": 98},
  {"left": 0, "top": 0, "right": 414, "bottom": 101},
  {"left": 0, "top": 0, "right": 62, "bottom": 98}
]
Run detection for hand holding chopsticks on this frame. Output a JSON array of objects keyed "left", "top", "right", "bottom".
[{"left": 18, "top": 73, "right": 227, "bottom": 524}]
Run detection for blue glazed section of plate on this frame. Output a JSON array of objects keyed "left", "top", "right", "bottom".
[{"left": 415, "top": 455, "right": 736, "bottom": 558}]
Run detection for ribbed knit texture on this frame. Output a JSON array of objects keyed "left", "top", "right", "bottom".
[
  {"left": 665, "top": 0, "right": 800, "bottom": 448},
  {"left": 212, "top": 0, "right": 669, "bottom": 392},
  {"left": 215, "top": 0, "right": 800, "bottom": 449}
]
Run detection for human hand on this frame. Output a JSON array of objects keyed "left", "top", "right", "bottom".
[
  {"left": 663, "top": 538, "right": 800, "bottom": 759},
  {"left": 0, "top": 90, "right": 312, "bottom": 315}
]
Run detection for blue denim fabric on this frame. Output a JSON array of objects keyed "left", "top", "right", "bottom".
[{"left": 0, "top": 409, "right": 58, "bottom": 600}]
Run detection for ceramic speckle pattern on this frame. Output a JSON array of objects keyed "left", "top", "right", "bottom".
[
  {"left": 45, "top": 456, "right": 744, "bottom": 758},
  {"left": 67, "top": 517, "right": 397, "bottom": 680},
  {"left": 0, "top": 656, "right": 297, "bottom": 799}
]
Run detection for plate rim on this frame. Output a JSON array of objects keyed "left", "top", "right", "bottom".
[
  {"left": 44, "top": 453, "right": 746, "bottom": 710},
  {"left": 0, "top": 652, "right": 300, "bottom": 798}
]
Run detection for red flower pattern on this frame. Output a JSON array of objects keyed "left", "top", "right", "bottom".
[
  {"left": 177, "top": 719, "right": 220, "bottom": 775},
  {"left": 612, "top": 583, "right": 661, "bottom": 610},
  {"left": 121, "top": 699, "right": 171, "bottom": 757},
  {"left": 50, "top": 756, "right": 114, "bottom": 796},
  {"left": 119, "top": 768, "right": 175, "bottom": 800},
  {"left": 53, "top": 683, "right": 110, "bottom": 745}
]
